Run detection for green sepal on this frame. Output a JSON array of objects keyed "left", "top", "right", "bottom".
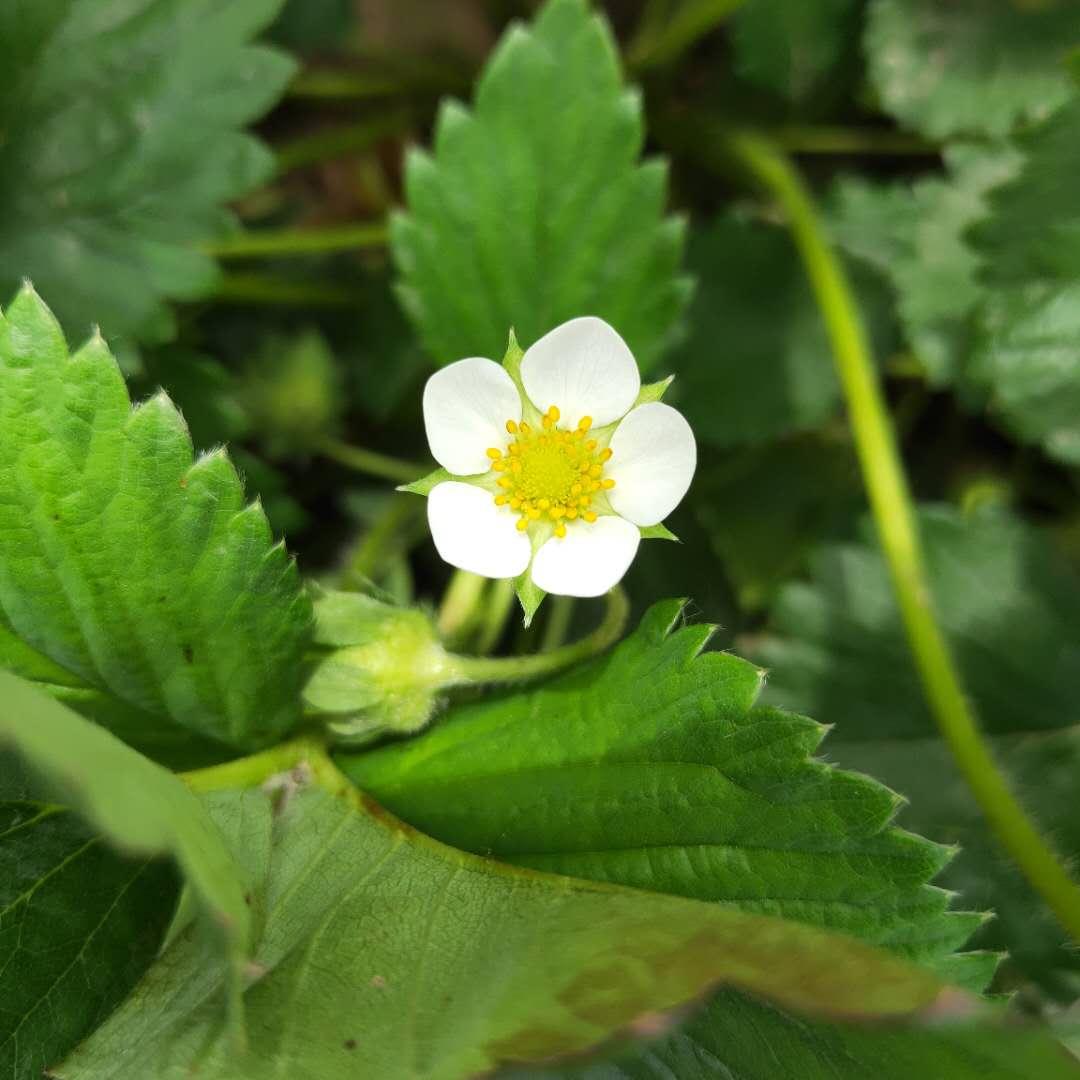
[
  {"left": 515, "top": 574, "right": 547, "bottom": 628},
  {"left": 635, "top": 375, "right": 675, "bottom": 405},
  {"left": 397, "top": 467, "right": 452, "bottom": 496},
  {"left": 640, "top": 522, "right": 680, "bottom": 542},
  {"left": 501, "top": 327, "right": 525, "bottom": 381}
]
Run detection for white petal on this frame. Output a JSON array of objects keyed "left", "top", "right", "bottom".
[
  {"left": 428, "top": 482, "right": 531, "bottom": 579},
  {"left": 606, "top": 402, "right": 696, "bottom": 526},
  {"left": 531, "top": 516, "right": 641, "bottom": 598},
  {"left": 520, "top": 316, "right": 641, "bottom": 429},
  {"left": 423, "top": 358, "right": 521, "bottom": 475}
]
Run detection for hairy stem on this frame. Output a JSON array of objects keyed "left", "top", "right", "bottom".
[
  {"left": 627, "top": 0, "right": 748, "bottom": 71},
  {"left": 321, "top": 440, "right": 429, "bottom": 484},
  {"left": 451, "top": 587, "right": 628, "bottom": 685},
  {"left": 437, "top": 569, "right": 488, "bottom": 644},
  {"left": 475, "top": 578, "right": 516, "bottom": 655},
  {"left": 729, "top": 130, "right": 1080, "bottom": 943}
]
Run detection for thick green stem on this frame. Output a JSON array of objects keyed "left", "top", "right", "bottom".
[
  {"left": 451, "top": 587, "right": 628, "bottom": 685},
  {"left": 729, "top": 130, "right": 1080, "bottom": 944},
  {"left": 181, "top": 737, "right": 321, "bottom": 793},
  {"left": 774, "top": 125, "right": 935, "bottom": 157},
  {"left": 201, "top": 223, "right": 387, "bottom": 260},
  {"left": 541, "top": 595, "right": 575, "bottom": 652},
  {"left": 213, "top": 273, "right": 356, "bottom": 308},
  {"left": 475, "top": 578, "right": 516, "bottom": 655},
  {"left": 321, "top": 440, "right": 428, "bottom": 484}
]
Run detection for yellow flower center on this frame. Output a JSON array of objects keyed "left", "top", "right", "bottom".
[{"left": 487, "top": 405, "right": 615, "bottom": 538}]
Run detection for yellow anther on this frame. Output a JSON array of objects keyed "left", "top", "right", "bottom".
[
  {"left": 589, "top": 464, "right": 602, "bottom": 478},
  {"left": 538, "top": 497, "right": 550, "bottom": 510},
  {"left": 492, "top": 459, "right": 506, "bottom": 471},
  {"left": 578, "top": 416, "right": 592, "bottom": 431},
  {"left": 497, "top": 476, "right": 513, "bottom": 488},
  {"left": 510, "top": 497, "right": 522, "bottom": 509},
  {"left": 511, "top": 459, "right": 522, "bottom": 473},
  {"left": 542, "top": 415, "right": 553, "bottom": 429},
  {"left": 519, "top": 421, "right": 531, "bottom": 433},
  {"left": 516, "top": 517, "right": 529, "bottom": 531},
  {"left": 585, "top": 439, "right": 597, "bottom": 451},
  {"left": 579, "top": 495, "right": 591, "bottom": 506},
  {"left": 602, "top": 478, "right": 615, "bottom": 489},
  {"left": 583, "top": 510, "right": 598, "bottom": 523},
  {"left": 528, "top": 507, "right": 541, "bottom": 520},
  {"left": 566, "top": 507, "right": 578, "bottom": 520},
  {"left": 599, "top": 447, "right": 613, "bottom": 462},
  {"left": 509, "top": 442, "right": 521, "bottom": 455},
  {"left": 486, "top": 447, "right": 502, "bottom": 460},
  {"left": 506, "top": 419, "right": 518, "bottom": 434},
  {"left": 555, "top": 522, "right": 567, "bottom": 538},
  {"left": 550, "top": 505, "right": 565, "bottom": 519},
  {"left": 571, "top": 482, "right": 583, "bottom": 495}
]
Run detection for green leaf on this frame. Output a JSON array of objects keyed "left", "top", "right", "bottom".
[
  {"left": 60, "top": 746, "right": 967, "bottom": 1080},
  {"left": 391, "top": 0, "right": 691, "bottom": 372},
  {"left": 756, "top": 505, "right": 1080, "bottom": 992},
  {"left": 864, "top": 0, "right": 1080, "bottom": 138},
  {"left": 0, "top": 674, "right": 251, "bottom": 1038},
  {"left": 733, "top": 0, "right": 861, "bottom": 103},
  {"left": 0, "top": 0, "right": 295, "bottom": 351},
  {"left": 342, "top": 600, "right": 989, "bottom": 986},
  {"left": 668, "top": 214, "right": 895, "bottom": 447},
  {"left": 0, "top": 801, "right": 177, "bottom": 1080},
  {"left": 966, "top": 96, "right": 1080, "bottom": 462},
  {"left": 639, "top": 522, "right": 678, "bottom": 542},
  {"left": 828, "top": 143, "right": 1022, "bottom": 385},
  {"left": 515, "top": 571, "right": 547, "bottom": 628},
  {"left": 524, "top": 988, "right": 1080, "bottom": 1080},
  {"left": 0, "top": 286, "right": 312, "bottom": 752}
]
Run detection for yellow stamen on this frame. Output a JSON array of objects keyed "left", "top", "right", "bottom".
[
  {"left": 583, "top": 510, "right": 598, "bottom": 523},
  {"left": 486, "top": 447, "right": 502, "bottom": 460},
  {"left": 495, "top": 494, "right": 509, "bottom": 505},
  {"left": 602, "top": 478, "right": 615, "bottom": 489},
  {"left": 506, "top": 419, "right": 519, "bottom": 434},
  {"left": 578, "top": 416, "right": 592, "bottom": 431},
  {"left": 555, "top": 522, "right": 567, "bottom": 538},
  {"left": 516, "top": 517, "right": 529, "bottom": 531},
  {"left": 599, "top": 447, "right": 613, "bottom": 462}
]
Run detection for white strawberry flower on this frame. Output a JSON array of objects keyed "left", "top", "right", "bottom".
[{"left": 417, "top": 317, "right": 696, "bottom": 599}]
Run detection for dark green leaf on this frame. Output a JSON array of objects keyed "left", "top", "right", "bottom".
[
  {"left": 756, "top": 505, "right": 1080, "bottom": 992},
  {"left": 0, "top": 0, "right": 295, "bottom": 351},
  {"left": 391, "top": 0, "right": 690, "bottom": 371},
  {"left": 865, "top": 0, "right": 1080, "bottom": 138},
  {"left": 0, "top": 286, "right": 312, "bottom": 752}
]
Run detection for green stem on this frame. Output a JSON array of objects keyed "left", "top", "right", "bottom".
[
  {"left": 774, "top": 125, "right": 936, "bottom": 157},
  {"left": 321, "top": 440, "right": 428, "bottom": 484},
  {"left": 201, "top": 223, "right": 387, "bottom": 260},
  {"left": 342, "top": 495, "right": 424, "bottom": 586},
  {"left": 181, "top": 737, "right": 321, "bottom": 794},
  {"left": 213, "top": 273, "right": 356, "bottom": 308},
  {"left": 475, "top": 578, "right": 516, "bottom": 655},
  {"left": 276, "top": 112, "right": 412, "bottom": 172},
  {"left": 451, "top": 587, "right": 628, "bottom": 685},
  {"left": 541, "top": 595, "right": 575, "bottom": 652},
  {"left": 437, "top": 569, "right": 488, "bottom": 643},
  {"left": 627, "top": 0, "right": 748, "bottom": 71},
  {"left": 729, "top": 130, "right": 1080, "bottom": 944}
]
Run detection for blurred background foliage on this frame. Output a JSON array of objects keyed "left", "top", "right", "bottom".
[{"left": 4, "top": 0, "right": 1080, "bottom": 1031}]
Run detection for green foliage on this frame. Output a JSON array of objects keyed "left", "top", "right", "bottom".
[
  {"left": 969, "top": 95, "right": 1080, "bottom": 463},
  {"left": 756, "top": 506, "right": 1080, "bottom": 991},
  {"left": 829, "top": 143, "right": 1021, "bottom": 385},
  {"left": 0, "top": 0, "right": 294, "bottom": 353},
  {"left": 0, "top": 675, "right": 251, "bottom": 1034},
  {"left": 670, "top": 214, "right": 894, "bottom": 445},
  {"left": 58, "top": 747, "right": 967, "bottom": 1080},
  {"left": 865, "top": 0, "right": 1080, "bottom": 138},
  {"left": 0, "top": 800, "right": 177, "bottom": 1079},
  {"left": 733, "top": 0, "right": 860, "bottom": 103},
  {"left": 344, "top": 600, "right": 990, "bottom": 986},
  {"left": 391, "top": 0, "right": 691, "bottom": 371},
  {"left": 0, "top": 287, "right": 313, "bottom": 753}
]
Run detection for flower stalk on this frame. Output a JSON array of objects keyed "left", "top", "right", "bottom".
[{"left": 728, "top": 130, "right": 1080, "bottom": 944}]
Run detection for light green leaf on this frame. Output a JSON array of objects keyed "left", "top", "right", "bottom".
[
  {"left": 60, "top": 746, "right": 966, "bottom": 1080},
  {"left": 391, "top": 0, "right": 691, "bottom": 372},
  {"left": 515, "top": 572, "right": 547, "bottom": 628},
  {"left": 0, "top": 799, "right": 177, "bottom": 1080},
  {"left": 0, "top": 287, "right": 312, "bottom": 753},
  {"left": 733, "top": 0, "right": 861, "bottom": 103},
  {"left": 343, "top": 600, "right": 989, "bottom": 987},
  {"left": 0, "top": 0, "right": 295, "bottom": 351},
  {"left": 865, "top": 0, "right": 1080, "bottom": 138},
  {"left": 0, "top": 674, "right": 251, "bottom": 1038},
  {"left": 756, "top": 505, "right": 1080, "bottom": 993},
  {"left": 633, "top": 375, "right": 674, "bottom": 406},
  {"left": 828, "top": 143, "right": 1022, "bottom": 385},
  {"left": 668, "top": 214, "right": 894, "bottom": 447}
]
